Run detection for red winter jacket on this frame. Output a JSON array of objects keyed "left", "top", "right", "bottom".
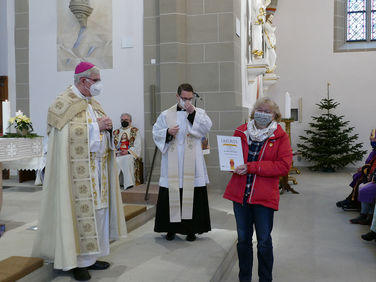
[{"left": 223, "top": 123, "right": 292, "bottom": 210}]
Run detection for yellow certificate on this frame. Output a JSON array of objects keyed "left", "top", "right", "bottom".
[{"left": 217, "top": 135, "right": 244, "bottom": 171}]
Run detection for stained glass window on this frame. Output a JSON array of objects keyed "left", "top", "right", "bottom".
[
  {"left": 347, "top": 0, "right": 367, "bottom": 41},
  {"left": 372, "top": 0, "right": 376, "bottom": 39}
]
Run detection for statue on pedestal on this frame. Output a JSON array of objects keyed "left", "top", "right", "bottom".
[
  {"left": 264, "top": 14, "right": 276, "bottom": 73},
  {"left": 249, "top": 0, "right": 271, "bottom": 61}
]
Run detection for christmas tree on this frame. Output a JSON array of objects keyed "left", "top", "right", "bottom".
[{"left": 297, "top": 83, "right": 366, "bottom": 171}]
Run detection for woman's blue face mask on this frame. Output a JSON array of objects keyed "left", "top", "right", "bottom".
[{"left": 371, "top": 141, "right": 376, "bottom": 149}]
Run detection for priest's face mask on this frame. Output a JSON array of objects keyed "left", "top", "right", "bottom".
[
  {"left": 176, "top": 90, "right": 194, "bottom": 109},
  {"left": 121, "top": 115, "right": 131, "bottom": 128}
]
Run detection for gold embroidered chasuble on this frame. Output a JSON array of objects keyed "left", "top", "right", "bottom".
[{"left": 32, "top": 87, "right": 126, "bottom": 270}]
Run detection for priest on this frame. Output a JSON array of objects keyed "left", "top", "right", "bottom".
[
  {"left": 113, "top": 113, "right": 141, "bottom": 189},
  {"left": 32, "top": 62, "right": 127, "bottom": 281},
  {"left": 153, "top": 83, "right": 212, "bottom": 242}
]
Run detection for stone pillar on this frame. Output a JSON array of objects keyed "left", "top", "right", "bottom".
[
  {"left": 0, "top": 162, "right": 3, "bottom": 213},
  {"left": 143, "top": 0, "right": 249, "bottom": 191}
]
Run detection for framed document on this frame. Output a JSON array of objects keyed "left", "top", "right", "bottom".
[{"left": 217, "top": 135, "right": 244, "bottom": 171}]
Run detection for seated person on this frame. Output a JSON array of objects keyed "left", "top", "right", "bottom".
[
  {"left": 350, "top": 160, "right": 376, "bottom": 225},
  {"left": 337, "top": 129, "right": 376, "bottom": 210},
  {"left": 361, "top": 207, "right": 376, "bottom": 241},
  {"left": 113, "top": 113, "right": 141, "bottom": 189}
]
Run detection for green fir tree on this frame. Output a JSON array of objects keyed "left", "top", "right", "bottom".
[{"left": 297, "top": 84, "right": 366, "bottom": 171}]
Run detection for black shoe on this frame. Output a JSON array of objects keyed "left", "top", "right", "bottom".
[
  {"left": 72, "top": 267, "right": 91, "bottom": 281},
  {"left": 87, "top": 260, "right": 110, "bottom": 270},
  {"left": 336, "top": 199, "right": 350, "bottom": 207},
  {"left": 186, "top": 234, "right": 196, "bottom": 242},
  {"left": 350, "top": 214, "right": 367, "bottom": 224},
  {"left": 358, "top": 214, "right": 373, "bottom": 225},
  {"left": 342, "top": 202, "right": 361, "bottom": 211},
  {"left": 166, "top": 232, "right": 175, "bottom": 241},
  {"left": 361, "top": 231, "right": 376, "bottom": 241}
]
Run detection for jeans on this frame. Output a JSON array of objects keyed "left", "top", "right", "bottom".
[
  {"left": 233, "top": 201, "right": 275, "bottom": 282},
  {"left": 360, "top": 202, "right": 375, "bottom": 215}
]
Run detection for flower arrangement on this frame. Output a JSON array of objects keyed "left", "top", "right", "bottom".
[{"left": 8, "top": 114, "right": 33, "bottom": 134}]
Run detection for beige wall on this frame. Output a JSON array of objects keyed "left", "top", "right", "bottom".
[
  {"left": 15, "top": 0, "right": 29, "bottom": 115},
  {"left": 269, "top": 0, "right": 376, "bottom": 168},
  {"left": 144, "top": 0, "right": 248, "bottom": 191}
]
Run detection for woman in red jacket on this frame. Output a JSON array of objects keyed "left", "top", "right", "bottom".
[{"left": 223, "top": 97, "right": 292, "bottom": 282}]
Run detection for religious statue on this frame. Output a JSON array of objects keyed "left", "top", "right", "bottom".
[
  {"left": 249, "top": 0, "right": 271, "bottom": 60},
  {"left": 264, "top": 14, "right": 277, "bottom": 73}
]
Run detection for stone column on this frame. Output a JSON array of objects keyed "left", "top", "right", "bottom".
[{"left": 0, "top": 162, "right": 3, "bottom": 213}]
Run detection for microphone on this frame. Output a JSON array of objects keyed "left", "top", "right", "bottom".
[{"left": 194, "top": 92, "right": 203, "bottom": 101}]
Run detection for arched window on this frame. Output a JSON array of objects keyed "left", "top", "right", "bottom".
[
  {"left": 346, "top": 0, "right": 376, "bottom": 41},
  {"left": 334, "top": 0, "right": 376, "bottom": 52}
]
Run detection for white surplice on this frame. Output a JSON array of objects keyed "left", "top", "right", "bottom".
[{"left": 152, "top": 107, "right": 212, "bottom": 188}]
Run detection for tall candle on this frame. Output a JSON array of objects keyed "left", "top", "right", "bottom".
[
  {"left": 285, "top": 92, "right": 291, "bottom": 119},
  {"left": 2, "top": 100, "right": 10, "bottom": 134}
]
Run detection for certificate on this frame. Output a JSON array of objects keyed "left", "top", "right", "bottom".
[{"left": 217, "top": 135, "right": 244, "bottom": 171}]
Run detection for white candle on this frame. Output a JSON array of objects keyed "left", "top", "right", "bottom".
[
  {"left": 2, "top": 100, "right": 10, "bottom": 134},
  {"left": 15, "top": 110, "right": 23, "bottom": 116},
  {"left": 285, "top": 92, "right": 291, "bottom": 119}
]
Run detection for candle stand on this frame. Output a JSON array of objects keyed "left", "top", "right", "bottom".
[{"left": 280, "top": 118, "right": 299, "bottom": 194}]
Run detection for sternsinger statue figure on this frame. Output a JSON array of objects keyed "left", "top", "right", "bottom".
[
  {"left": 153, "top": 83, "right": 212, "bottom": 242},
  {"left": 32, "top": 62, "right": 127, "bottom": 281}
]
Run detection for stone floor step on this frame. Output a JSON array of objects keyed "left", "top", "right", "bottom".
[
  {"left": 0, "top": 256, "right": 43, "bottom": 282},
  {"left": 121, "top": 183, "right": 159, "bottom": 205},
  {"left": 124, "top": 204, "right": 147, "bottom": 221},
  {"left": 124, "top": 204, "right": 156, "bottom": 233}
]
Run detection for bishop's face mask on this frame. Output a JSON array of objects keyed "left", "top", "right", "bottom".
[
  {"left": 85, "top": 78, "right": 103, "bottom": 97},
  {"left": 254, "top": 111, "right": 273, "bottom": 127},
  {"left": 89, "top": 81, "right": 103, "bottom": 96}
]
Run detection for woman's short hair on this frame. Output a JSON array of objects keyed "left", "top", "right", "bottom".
[{"left": 250, "top": 97, "right": 282, "bottom": 122}]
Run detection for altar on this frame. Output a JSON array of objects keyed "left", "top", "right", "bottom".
[{"left": 0, "top": 137, "right": 43, "bottom": 212}]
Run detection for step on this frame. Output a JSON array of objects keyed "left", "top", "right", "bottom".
[
  {"left": 124, "top": 204, "right": 147, "bottom": 221},
  {"left": 0, "top": 256, "right": 43, "bottom": 282},
  {"left": 124, "top": 204, "right": 156, "bottom": 233},
  {"left": 121, "top": 183, "right": 159, "bottom": 205}
]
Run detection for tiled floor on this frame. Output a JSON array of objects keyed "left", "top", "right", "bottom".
[{"left": 1, "top": 169, "right": 376, "bottom": 281}]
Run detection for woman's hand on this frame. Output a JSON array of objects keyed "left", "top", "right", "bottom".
[{"left": 234, "top": 164, "right": 247, "bottom": 175}]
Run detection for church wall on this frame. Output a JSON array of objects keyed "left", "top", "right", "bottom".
[
  {"left": 29, "top": 0, "right": 144, "bottom": 148},
  {"left": 268, "top": 0, "right": 376, "bottom": 168},
  {"left": 14, "top": 0, "right": 29, "bottom": 116},
  {"left": 0, "top": 0, "right": 8, "bottom": 75},
  {"left": 143, "top": 0, "right": 248, "bottom": 191},
  {"left": 0, "top": 0, "right": 16, "bottom": 114}
]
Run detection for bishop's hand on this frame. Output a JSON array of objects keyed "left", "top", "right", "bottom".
[{"left": 97, "top": 116, "right": 113, "bottom": 131}]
